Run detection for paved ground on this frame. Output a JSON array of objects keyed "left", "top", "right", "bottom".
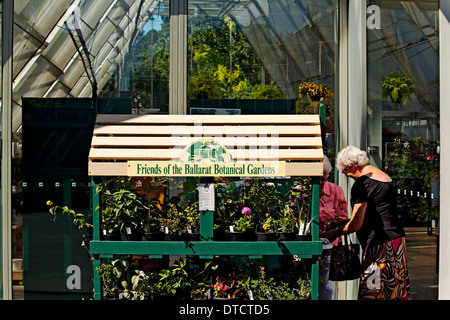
[{"left": 405, "top": 227, "right": 439, "bottom": 300}]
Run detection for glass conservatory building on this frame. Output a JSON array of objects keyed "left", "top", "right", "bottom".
[{"left": 0, "top": 0, "right": 448, "bottom": 300}]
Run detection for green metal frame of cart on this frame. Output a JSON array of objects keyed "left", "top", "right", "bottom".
[{"left": 88, "top": 112, "right": 325, "bottom": 300}]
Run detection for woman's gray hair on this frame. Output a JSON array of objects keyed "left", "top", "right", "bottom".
[
  {"left": 336, "top": 146, "right": 370, "bottom": 170},
  {"left": 323, "top": 155, "right": 332, "bottom": 175}
]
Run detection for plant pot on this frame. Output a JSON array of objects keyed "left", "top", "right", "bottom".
[
  {"left": 143, "top": 231, "right": 165, "bottom": 241},
  {"left": 214, "top": 227, "right": 226, "bottom": 241},
  {"left": 102, "top": 230, "right": 121, "bottom": 241},
  {"left": 224, "top": 230, "right": 253, "bottom": 241},
  {"left": 155, "top": 292, "right": 176, "bottom": 301},
  {"left": 276, "top": 232, "right": 296, "bottom": 241},
  {"left": 180, "top": 232, "right": 200, "bottom": 241},
  {"left": 295, "top": 234, "right": 312, "bottom": 241},
  {"left": 255, "top": 232, "right": 276, "bottom": 241},
  {"left": 164, "top": 233, "right": 181, "bottom": 241},
  {"left": 121, "top": 227, "right": 142, "bottom": 241}
]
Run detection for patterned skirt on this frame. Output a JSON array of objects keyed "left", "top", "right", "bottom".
[{"left": 359, "top": 236, "right": 411, "bottom": 300}]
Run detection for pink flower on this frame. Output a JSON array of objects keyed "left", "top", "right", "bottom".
[{"left": 241, "top": 207, "right": 251, "bottom": 215}]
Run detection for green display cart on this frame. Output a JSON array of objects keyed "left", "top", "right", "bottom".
[{"left": 88, "top": 113, "right": 324, "bottom": 300}]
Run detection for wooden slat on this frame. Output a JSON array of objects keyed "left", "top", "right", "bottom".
[
  {"left": 285, "top": 162, "right": 323, "bottom": 176},
  {"left": 91, "top": 136, "right": 323, "bottom": 148},
  {"left": 93, "top": 124, "right": 321, "bottom": 136},
  {"left": 95, "top": 114, "right": 321, "bottom": 125},
  {"left": 89, "top": 162, "right": 128, "bottom": 176},
  {"left": 89, "top": 148, "right": 324, "bottom": 161}
]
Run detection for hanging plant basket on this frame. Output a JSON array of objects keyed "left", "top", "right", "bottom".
[{"left": 381, "top": 72, "right": 416, "bottom": 108}]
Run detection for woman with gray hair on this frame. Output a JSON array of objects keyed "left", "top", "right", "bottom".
[{"left": 330, "top": 145, "right": 410, "bottom": 300}]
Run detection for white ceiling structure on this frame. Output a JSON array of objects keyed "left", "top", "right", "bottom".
[{"left": 12, "top": 0, "right": 165, "bottom": 132}]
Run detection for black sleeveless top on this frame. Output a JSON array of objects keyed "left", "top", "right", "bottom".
[{"left": 350, "top": 175, "right": 405, "bottom": 251}]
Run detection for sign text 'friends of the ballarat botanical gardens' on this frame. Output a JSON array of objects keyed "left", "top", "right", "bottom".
[{"left": 127, "top": 140, "right": 286, "bottom": 177}]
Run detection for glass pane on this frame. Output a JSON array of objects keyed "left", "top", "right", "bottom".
[
  {"left": 125, "top": 0, "right": 170, "bottom": 113},
  {"left": 187, "top": 0, "right": 338, "bottom": 164},
  {"left": 13, "top": 0, "right": 171, "bottom": 299},
  {"left": 367, "top": 0, "right": 439, "bottom": 226}
]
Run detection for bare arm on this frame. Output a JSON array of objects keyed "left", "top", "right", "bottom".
[{"left": 342, "top": 202, "right": 367, "bottom": 234}]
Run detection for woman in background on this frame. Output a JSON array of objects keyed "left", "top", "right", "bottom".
[{"left": 318, "top": 155, "right": 348, "bottom": 300}]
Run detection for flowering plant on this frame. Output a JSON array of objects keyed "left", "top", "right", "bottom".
[
  {"left": 284, "top": 179, "right": 312, "bottom": 235},
  {"left": 231, "top": 206, "right": 255, "bottom": 232},
  {"left": 211, "top": 271, "right": 247, "bottom": 298},
  {"left": 298, "top": 81, "right": 334, "bottom": 102},
  {"left": 260, "top": 215, "right": 278, "bottom": 233}
]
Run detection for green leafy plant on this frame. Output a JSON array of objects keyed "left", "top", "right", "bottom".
[
  {"left": 215, "top": 179, "right": 243, "bottom": 230},
  {"left": 47, "top": 201, "right": 93, "bottom": 251},
  {"left": 123, "top": 270, "right": 150, "bottom": 300},
  {"left": 47, "top": 201, "right": 92, "bottom": 230},
  {"left": 101, "top": 188, "right": 148, "bottom": 234},
  {"left": 144, "top": 197, "right": 163, "bottom": 233},
  {"left": 242, "top": 179, "right": 283, "bottom": 232},
  {"left": 158, "top": 180, "right": 200, "bottom": 236},
  {"left": 155, "top": 258, "right": 193, "bottom": 298},
  {"left": 243, "top": 265, "right": 309, "bottom": 300},
  {"left": 382, "top": 72, "right": 416, "bottom": 107},
  {"left": 97, "top": 262, "right": 121, "bottom": 299},
  {"left": 190, "top": 259, "right": 219, "bottom": 300}
]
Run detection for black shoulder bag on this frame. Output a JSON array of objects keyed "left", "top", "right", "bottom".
[{"left": 328, "top": 234, "right": 362, "bottom": 281}]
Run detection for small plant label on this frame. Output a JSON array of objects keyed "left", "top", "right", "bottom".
[{"left": 199, "top": 183, "right": 215, "bottom": 211}]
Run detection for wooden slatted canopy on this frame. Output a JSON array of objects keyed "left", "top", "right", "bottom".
[{"left": 88, "top": 114, "right": 324, "bottom": 177}]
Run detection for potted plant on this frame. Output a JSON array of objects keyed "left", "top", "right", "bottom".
[
  {"left": 225, "top": 206, "right": 256, "bottom": 241},
  {"left": 101, "top": 188, "right": 148, "bottom": 240},
  {"left": 256, "top": 215, "right": 278, "bottom": 241},
  {"left": 142, "top": 197, "right": 164, "bottom": 240},
  {"left": 211, "top": 271, "right": 247, "bottom": 300},
  {"left": 155, "top": 258, "right": 192, "bottom": 300},
  {"left": 275, "top": 204, "right": 297, "bottom": 240},
  {"left": 285, "top": 179, "right": 312, "bottom": 240},
  {"left": 298, "top": 81, "right": 334, "bottom": 102},
  {"left": 159, "top": 198, "right": 200, "bottom": 241},
  {"left": 190, "top": 259, "right": 218, "bottom": 300},
  {"left": 242, "top": 179, "right": 283, "bottom": 240},
  {"left": 97, "top": 257, "right": 137, "bottom": 300},
  {"left": 214, "top": 179, "right": 242, "bottom": 239},
  {"left": 381, "top": 72, "right": 416, "bottom": 108},
  {"left": 158, "top": 180, "right": 200, "bottom": 241},
  {"left": 97, "top": 261, "right": 123, "bottom": 300},
  {"left": 123, "top": 269, "right": 150, "bottom": 300}
]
